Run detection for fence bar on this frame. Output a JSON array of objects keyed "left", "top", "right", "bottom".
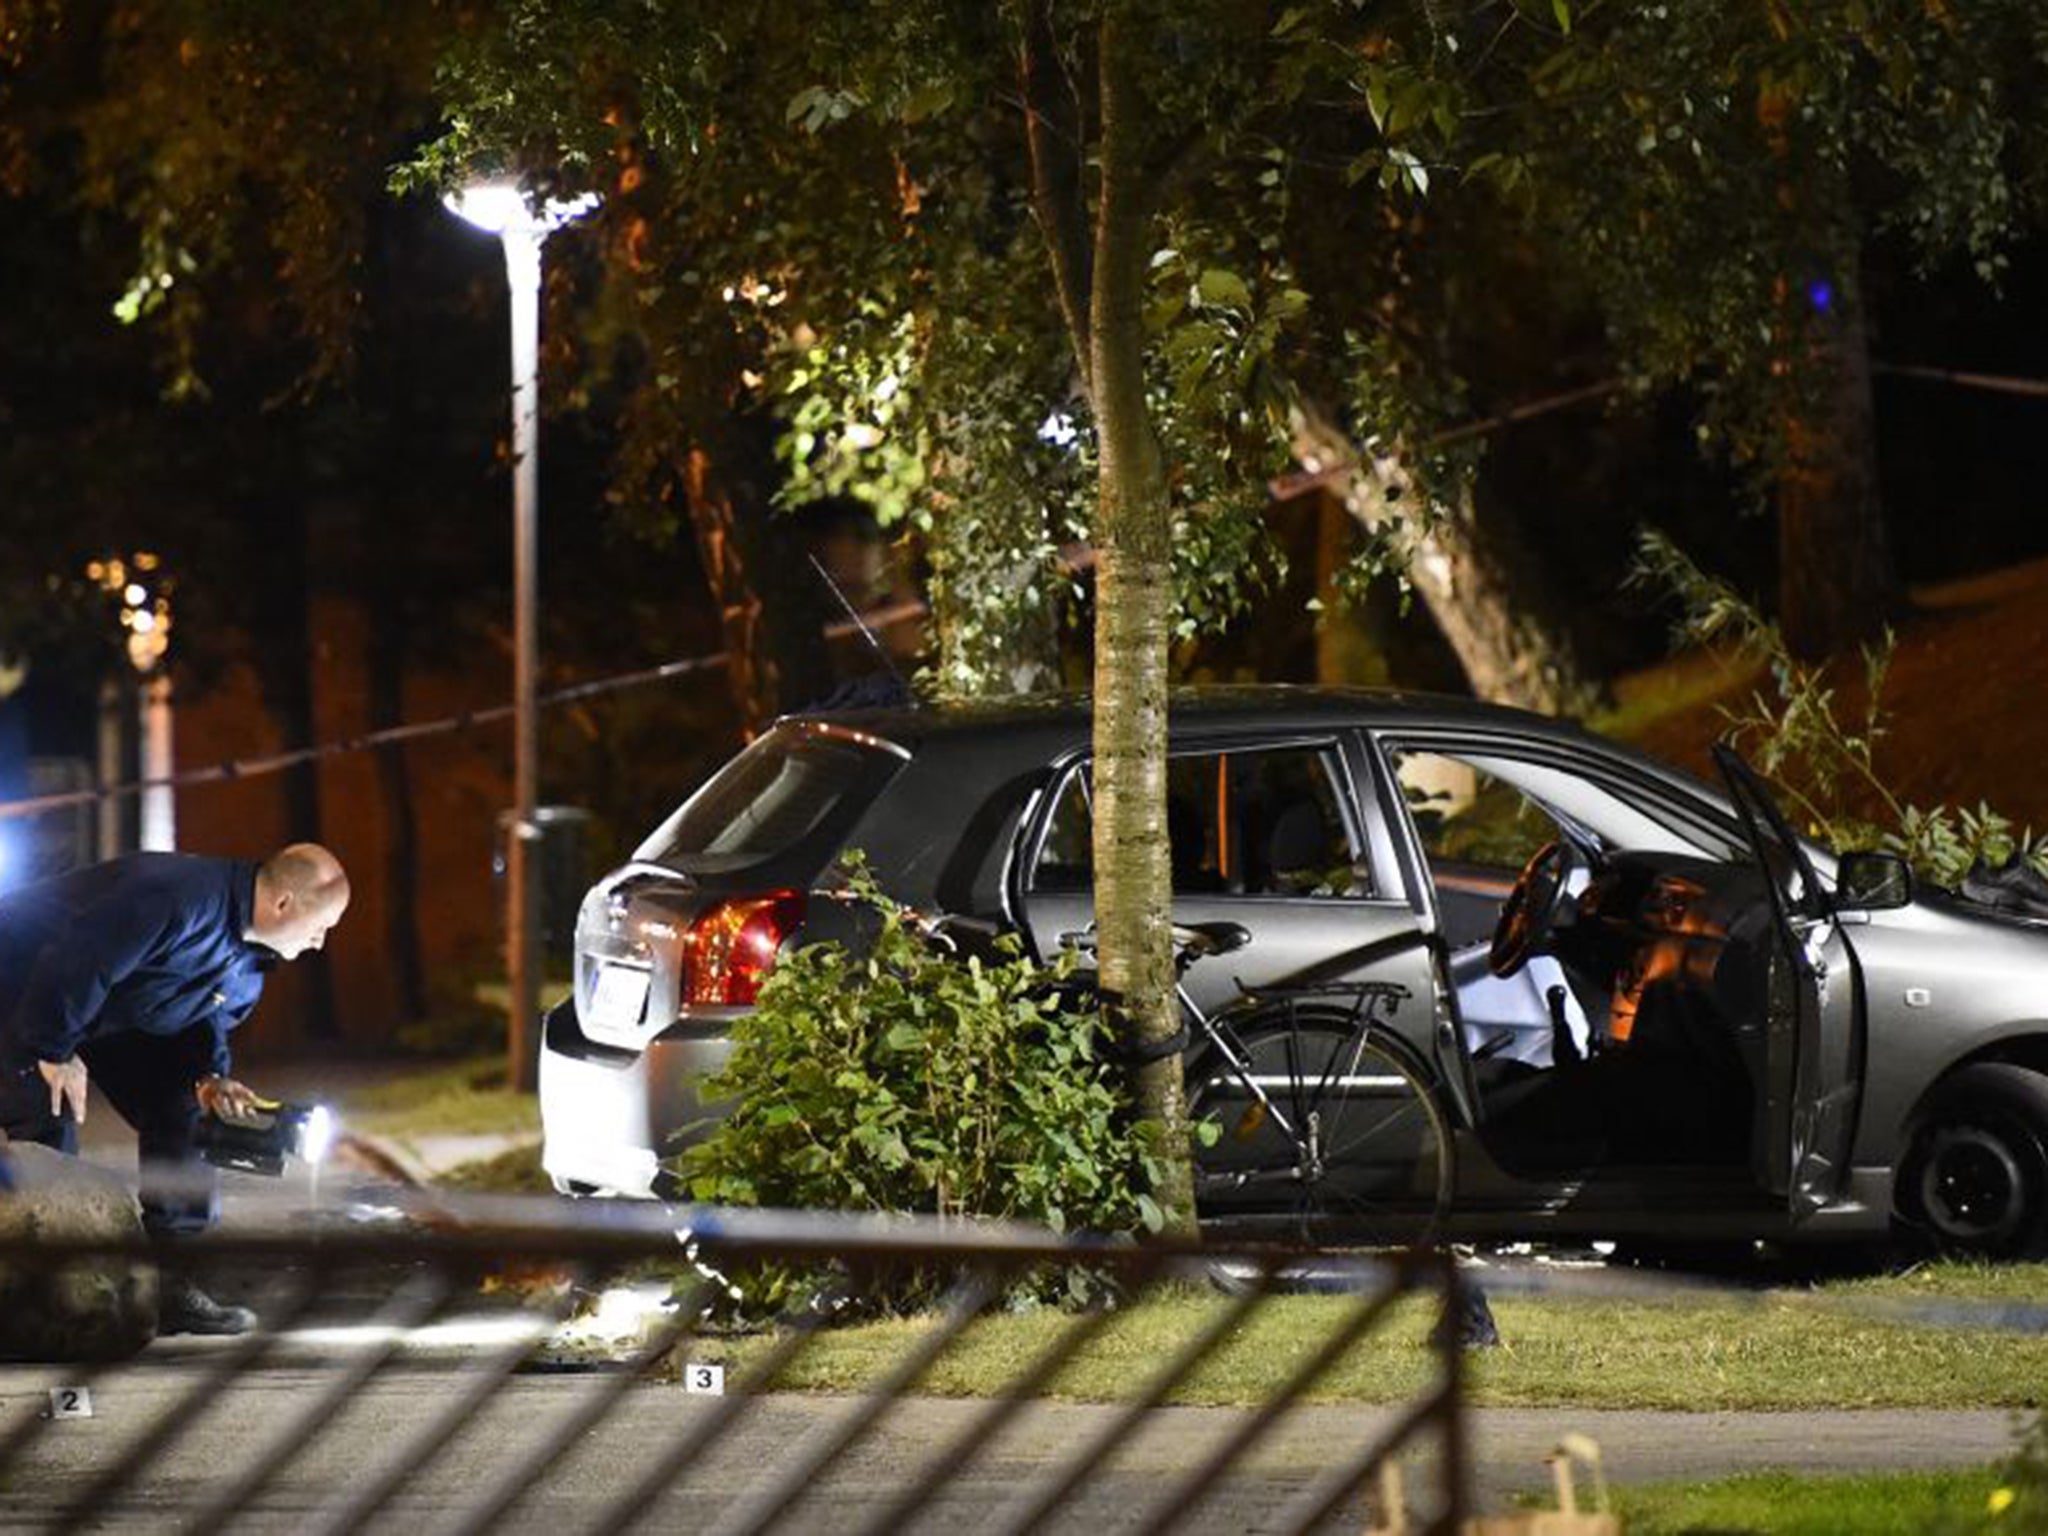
[
  {"left": 1436, "top": 1256, "right": 1470, "bottom": 1532},
  {"left": 580, "top": 1282, "right": 848, "bottom": 1536},
  {"left": 0, "top": 1321, "right": 144, "bottom": 1486},
  {"left": 697, "top": 1267, "right": 1004, "bottom": 1536},
  {"left": 53, "top": 1271, "right": 321, "bottom": 1535},
  {"left": 984, "top": 1260, "right": 1281, "bottom": 1536},
  {"left": 176, "top": 1269, "right": 454, "bottom": 1536},
  {"left": 851, "top": 1255, "right": 1165, "bottom": 1536},
  {"left": 0, "top": 1197, "right": 1176, "bottom": 1270},
  {"left": 0, "top": 1208, "right": 1483, "bottom": 1535},
  {"left": 1266, "top": 1382, "right": 1453, "bottom": 1536},
  {"left": 303, "top": 1269, "right": 594, "bottom": 1536},
  {"left": 1126, "top": 1259, "right": 1416, "bottom": 1536},
  {"left": 437, "top": 1280, "right": 717, "bottom": 1536}
]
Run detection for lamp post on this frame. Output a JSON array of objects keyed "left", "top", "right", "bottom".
[
  {"left": 445, "top": 180, "right": 598, "bottom": 1092},
  {"left": 89, "top": 553, "right": 174, "bottom": 856}
]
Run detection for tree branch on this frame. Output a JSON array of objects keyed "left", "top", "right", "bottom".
[
  {"left": 1132, "top": 119, "right": 1215, "bottom": 225},
  {"left": 1019, "top": 0, "right": 1093, "bottom": 396}
]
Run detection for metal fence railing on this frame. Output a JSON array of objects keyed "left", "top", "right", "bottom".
[{"left": 0, "top": 1195, "right": 1470, "bottom": 1536}]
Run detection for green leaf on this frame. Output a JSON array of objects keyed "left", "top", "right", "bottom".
[
  {"left": 1552, "top": 0, "right": 1571, "bottom": 34},
  {"left": 1136, "top": 1193, "right": 1165, "bottom": 1233},
  {"left": 784, "top": 85, "right": 822, "bottom": 126},
  {"left": 899, "top": 81, "right": 953, "bottom": 123},
  {"left": 1365, "top": 74, "right": 1390, "bottom": 133},
  {"left": 1197, "top": 268, "right": 1253, "bottom": 309}
]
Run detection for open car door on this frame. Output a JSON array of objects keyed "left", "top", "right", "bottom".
[{"left": 1713, "top": 743, "right": 1867, "bottom": 1220}]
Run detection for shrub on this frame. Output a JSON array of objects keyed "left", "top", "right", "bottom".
[
  {"left": 675, "top": 859, "right": 1165, "bottom": 1243},
  {"left": 1632, "top": 528, "right": 2047, "bottom": 887}
]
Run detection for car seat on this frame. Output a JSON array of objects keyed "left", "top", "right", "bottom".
[
  {"left": 1261, "top": 800, "right": 1329, "bottom": 893},
  {"left": 1167, "top": 795, "right": 1226, "bottom": 893}
]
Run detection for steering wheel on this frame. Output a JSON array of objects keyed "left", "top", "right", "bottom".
[{"left": 1489, "top": 840, "right": 1581, "bottom": 978}]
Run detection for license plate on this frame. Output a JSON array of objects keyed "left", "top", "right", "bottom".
[{"left": 588, "top": 963, "right": 651, "bottom": 1030}]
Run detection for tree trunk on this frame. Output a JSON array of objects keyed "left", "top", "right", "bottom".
[
  {"left": 681, "top": 431, "right": 835, "bottom": 729},
  {"left": 1293, "top": 403, "right": 1591, "bottom": 714},
  {"left": 250, "top": 502, "right": 338, "bottom": 1042},
  {"left": 365, "top": 584, "right": 427, "bottom": 1027},
  {"left": 362, "top": 218, "right": 431, "bottom": 1032},
  {"left": 1085, "top": 11, "right": 1194, "bottom": 1234},
  {"left": 1313, "top": 495, "right": 1391, "bottom": 687},
  {"left": 1775, "top": 281, "right": 1893, "bottom": 660}
]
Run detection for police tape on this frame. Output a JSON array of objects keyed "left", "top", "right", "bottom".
[{"left": 0, "top": 597, "right": 930, "bottom": 825}]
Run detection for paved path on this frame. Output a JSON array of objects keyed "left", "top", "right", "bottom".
[{"left": 0, "top": 1341, "right": 2018, "bottom": 1534}]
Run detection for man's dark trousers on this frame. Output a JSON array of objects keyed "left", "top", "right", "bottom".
[{"left": 0, "top": 1026, "right": 219, "bottom": 1235}]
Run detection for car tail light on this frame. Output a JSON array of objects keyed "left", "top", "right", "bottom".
[{"left": 683, "top": 891, "right": 805, "bottom": 1005}]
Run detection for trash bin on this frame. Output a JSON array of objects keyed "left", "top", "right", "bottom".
[{"left": 494, "top": 805, "right": 595, "bottom": 970}]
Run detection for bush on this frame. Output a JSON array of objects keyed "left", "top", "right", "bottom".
[
  {"left": 675, "top": 859, "right": 1165, "bottom": 1243},
  {"left": 1632, "top": 528, "right": 2048, "bottom": 887}
]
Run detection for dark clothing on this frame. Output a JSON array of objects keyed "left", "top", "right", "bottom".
[
  {"left": 0, "top": 1029, "right": 219, "bottom": 1234},
  {"left": 0, "top": 853, "right": 272, "bottom": 1235},
  {"left": 0, "top": 853, "right": 268, "bottom": 1076}
]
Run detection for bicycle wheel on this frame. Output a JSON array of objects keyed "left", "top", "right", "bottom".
[{"left": 1187, "top": 1000, "right": 1453, "bottom": 1245}]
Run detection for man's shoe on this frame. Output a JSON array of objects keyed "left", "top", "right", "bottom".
[{"left": 159, "top": 1278, "right": 256, "bottom": 1337}]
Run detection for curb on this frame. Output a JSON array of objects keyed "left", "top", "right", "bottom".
[
  {"left": 333, "top": 1131, "right": 429, "bottom": 1187},
  {"left": 337, "top": 1130, "right": 545, "bottom": 1190}
]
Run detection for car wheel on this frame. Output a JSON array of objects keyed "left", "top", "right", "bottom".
[
  {"left": 1187, "top": 1003, "right": 1454, "bottom": 1247},
  {"left": 1899, "top": 1063, "right": 2048, "bottom": 1261}
]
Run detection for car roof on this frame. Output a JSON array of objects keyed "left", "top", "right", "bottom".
[{"left": 783, "top": 683, "right": 1602, "bottom": 754}]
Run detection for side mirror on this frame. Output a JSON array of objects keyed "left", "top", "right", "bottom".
[{"left": 1836, "top": 850, "right": 1913, "bottom": 911}]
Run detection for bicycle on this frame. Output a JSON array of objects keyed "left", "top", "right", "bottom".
[{"left": 1057, "top": 920, "right": 1456, "bottom": 1246}]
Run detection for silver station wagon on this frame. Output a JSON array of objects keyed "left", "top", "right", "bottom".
[{"left": 540, "top": 687, "right": 2048, "bottom": 1259}]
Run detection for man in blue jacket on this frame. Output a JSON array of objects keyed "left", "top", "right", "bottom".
[{"left": 0, "top": 844, "right": 349, "bottom": 1334}]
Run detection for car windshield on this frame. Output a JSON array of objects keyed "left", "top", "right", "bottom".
[{"left": 634, "top": 724, "right": 903, "bottom": 875}]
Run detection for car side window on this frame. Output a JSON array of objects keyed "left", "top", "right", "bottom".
[
  {"left": 1392, "top": 751, "right": 1560, "bottom": 874},
  {"left": 1033, "top": 772, "right": 1096, "bottom": 893},
  {"left": 1031, "top": 744, "right": 1369, "bottom": 898}
]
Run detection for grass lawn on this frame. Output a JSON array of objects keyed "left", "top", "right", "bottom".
[
  {"left": 438, "top": 1141, "right": 551, "bottom": 1192},
  {"left": 335, "top": 1055, "right": 541, "bottom": 1141},
  {"left": 675, "top": 1261, "right": 2048, "bottom": 1412},
  {"left": 1610, "top": 1467, "right": 2020, "bottom": 1535}
]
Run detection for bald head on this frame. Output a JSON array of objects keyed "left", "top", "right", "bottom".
[{"left": 249, "top": 843, "right": 350, "bottom": 959}]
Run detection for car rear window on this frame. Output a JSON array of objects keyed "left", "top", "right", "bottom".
[{"left": 634, "top": 723, "right": 905, "bottom": 876}]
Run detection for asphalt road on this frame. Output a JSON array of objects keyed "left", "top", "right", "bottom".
[{"left": 0, "top": 1333, "right": 2018, "bottom": 1535}]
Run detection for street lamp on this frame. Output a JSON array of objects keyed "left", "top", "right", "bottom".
[{"left": 445, "top": 178, "right": 599, "bottom": 1092}]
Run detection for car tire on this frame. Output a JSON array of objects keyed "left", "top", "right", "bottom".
[{"left": 1898, "top": 1063, "right": 2048, "bottom": 1261}]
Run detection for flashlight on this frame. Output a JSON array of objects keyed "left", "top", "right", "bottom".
[{"left": 195, "top": 1098, "right": 339, "bottom": 1177}]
